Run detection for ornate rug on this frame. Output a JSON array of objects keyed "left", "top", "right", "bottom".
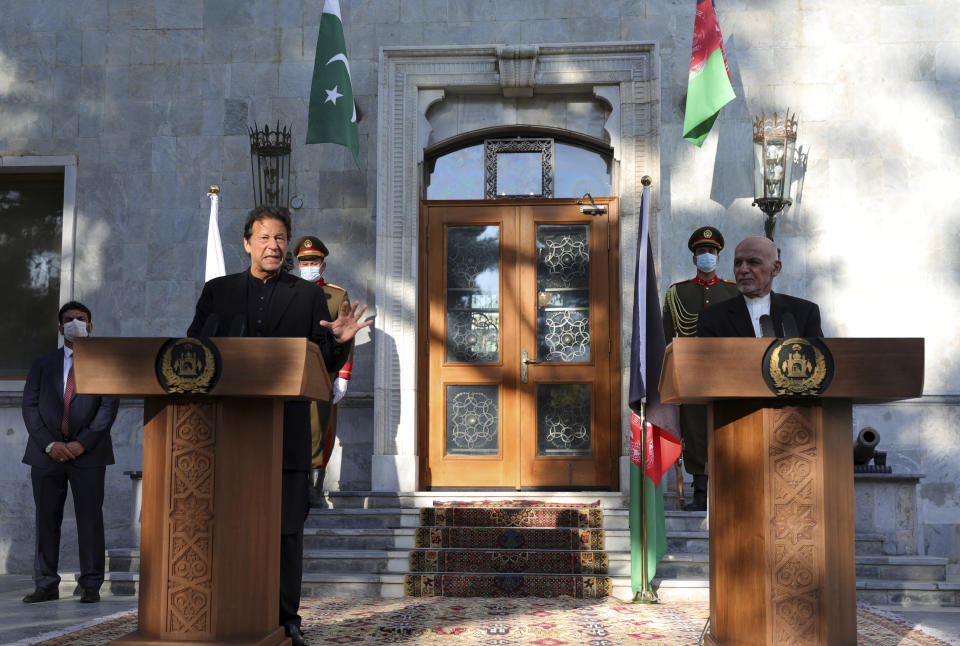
[
  {"left": 409, "top": 501, "right": 609, "bottom": 597},
  {"left": 28, "top": 599, "right": 960, "bottom": 645}
]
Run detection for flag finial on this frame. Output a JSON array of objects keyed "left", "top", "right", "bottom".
[{"left": 641, "top": 176, "right": 652, "bottom": 187}]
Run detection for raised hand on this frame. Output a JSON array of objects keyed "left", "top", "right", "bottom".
[{"left": 320, "top": 300, "right": 373, "bottom": 344}]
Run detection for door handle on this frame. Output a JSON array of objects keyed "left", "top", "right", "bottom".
[{"left": 521, "top": 349, "right": 541, "bottom": 384}]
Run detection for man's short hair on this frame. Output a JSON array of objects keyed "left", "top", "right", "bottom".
[
  {"left": 243, "top": 206, "right": 292, "bottom": 240},
  {"left": 59, "top": 301, "right": 92, "bottom": 323}
]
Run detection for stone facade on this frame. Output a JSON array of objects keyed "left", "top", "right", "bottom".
[{"left": 0, "top": 0, "right": 957, "bottom": 576}]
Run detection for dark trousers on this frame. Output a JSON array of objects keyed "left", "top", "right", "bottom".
[
  {"left": 279, "top": 470, "right": 310, "bottom": 628},
  {"left": 679, "top": 404, "right": 709, "bottom": 476},
  {"left": 30, "top": 464, "right": 106, "bottom": 590}
]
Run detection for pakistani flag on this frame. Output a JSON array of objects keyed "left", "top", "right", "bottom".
[
  {"left": 682, "top": 0, "right": 736, "bottom": 147},
  {"left": 306, "top": 0, "right": 360, "bottom": 167}
]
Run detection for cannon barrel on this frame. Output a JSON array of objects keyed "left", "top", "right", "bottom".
[{"left": 853, "top": 426, "right": 880, "bottom": 465}]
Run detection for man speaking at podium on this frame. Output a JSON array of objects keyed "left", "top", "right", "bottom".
[
  {"left": 698, "top": 236, "right": 823, "bottom": 338},
  {"left": 187, "top": 206, "right": 371, "bottom": 646}
]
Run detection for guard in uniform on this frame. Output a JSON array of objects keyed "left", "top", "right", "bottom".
[
  {"left": 662, "top": 226, "right": 740, "bottom": 510},
  {"left": 294, "top": 236, "right": 354, "bottom": 505}
]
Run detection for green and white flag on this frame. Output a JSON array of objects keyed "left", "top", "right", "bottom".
[{"left": 306, "top": 0, "right": 360, "bottom": 167}]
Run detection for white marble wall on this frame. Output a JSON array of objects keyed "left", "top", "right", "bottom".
[{"left": 0, "top": 0, "right": 958, "bottom": 572}]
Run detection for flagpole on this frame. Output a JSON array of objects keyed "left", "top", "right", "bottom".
[{"left": 634, "top": 175, "right": 659, "bottom": 604}]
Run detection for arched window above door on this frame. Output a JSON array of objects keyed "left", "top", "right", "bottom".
[{"left": 425, "top": 136, "right": 613, "bottom": 200}]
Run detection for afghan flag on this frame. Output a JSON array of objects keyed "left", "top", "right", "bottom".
[
  {"left": 628, "top": 183, "right": 681, "bottom": 596},
  {"left": 682, "top": 0, "right": 736, "bottom": 147},
  {"left": 306, "top": 0, "right": 360, "bottom": 168}
]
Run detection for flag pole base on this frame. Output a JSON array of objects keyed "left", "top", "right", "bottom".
[{"left": 632, "top": 589, "right": 659, "bottom": 604}]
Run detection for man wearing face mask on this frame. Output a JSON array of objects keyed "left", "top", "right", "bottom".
[
  {"left": 662, "top": 227, "right": 740, "bottom": 511},
  {"left": 293, "top": 236, "right": 354, "bottom": 505},
  {"left": 21, "top": 302, "right": 119, "bottom": 604}
]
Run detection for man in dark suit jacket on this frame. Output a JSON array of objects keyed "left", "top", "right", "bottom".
[
  {"left": 187, "top": 206, "right": 371, "bottom": 646},
  {"left": 698, "top": 236, "right": 824, "bottom": 338},
  {"left": 21, "top": 301, "right": 119, "bottom": 604}
]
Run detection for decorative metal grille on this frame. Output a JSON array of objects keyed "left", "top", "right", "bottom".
[
  {"left": 537, "top": 384, "right": 591, "bottom": 456},
  {"left": 446, "top": 385, "right": 499, "bottom": 455},
  {"left": 446, "top": 226, "right": 500, "bottom": 363},
  {"left": 536, "top": 225, "right": 590, "bottom": 362},
  {"left": 540, "top": 310, "right": 590, "bottom": 362},
  {"left": 484, "top": 138, "right": 554, "bottom": 199}
]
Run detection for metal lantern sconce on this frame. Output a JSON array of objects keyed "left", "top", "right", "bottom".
[
  {"left": 752, "top": 110, "right": 798, "bottom": 241},
  {"left": 248, "top": 122, "right": 292, "bottom": 208}
]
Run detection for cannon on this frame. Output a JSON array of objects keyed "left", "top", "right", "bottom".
[
  {"left": 853, "top": 426, "right": 890, "bottom": 472},
  {"left": 853, "top": 426, "right": 880, "bottom": 465}
]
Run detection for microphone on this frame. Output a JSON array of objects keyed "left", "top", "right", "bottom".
[
  {"left": 199, "top": 313, "right": 219, "bottom": 337},
  {"left": 759, "top": 314, "right": 776, "bottom": 338},
  {"left": 228, "top": 315, "right": 246, "bottom": 337},
  {"left": 782, "top": 312, "right": 799, "bottom": 338}
]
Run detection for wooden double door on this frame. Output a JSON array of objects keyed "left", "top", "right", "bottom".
[{"left": 419, "top": 200, "right": 620, "bottom": 489}]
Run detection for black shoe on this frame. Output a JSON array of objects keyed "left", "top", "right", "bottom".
[
  {"left": 308, "top": 484, "right": 325, "bottom": 509},
  {"left": 284, "top": 623, "right": 307, "bottom": 646},
  {"left": 79, "top": 588, "right": 100, "bottom": 603},
  {"left": 23, "top": 586, "right": 59, "bottom": 603}
]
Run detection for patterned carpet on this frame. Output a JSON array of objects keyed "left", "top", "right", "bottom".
[
  {"left": 31, "top": 598, "right": 959, "bottom": 645},
  {"left": 408, "top": 501, "right": 610, "bottom": 598}
]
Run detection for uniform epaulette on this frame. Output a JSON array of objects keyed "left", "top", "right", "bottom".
[
  {"left": 669, "top": 278, "right": 696, "bottom": 288},
  {"left": 721, "top": 278, "right": 736, "bottom": 284},
  {"left": 324, "top": 283, "right": 346, "bottom": 292}
]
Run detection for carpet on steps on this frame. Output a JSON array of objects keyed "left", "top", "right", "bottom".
[
  {"left": 409, "top": 548, "right": 609, "bottom": 574},
  {"left": 408, "top": 501, "right": 610, "bottom": 598}
]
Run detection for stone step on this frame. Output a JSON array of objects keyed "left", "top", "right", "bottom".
[
  {"left": 105, "top": 548, "right": 139, "bottom": 572},
  {"left": 303, "top": 527, "right": 399, "bottom": 550},
  {"left": 302, "top": 550, "right": 390, "bottom": 574},
  {"left": 305, "top": 507, "right": 632, "bottom": 530},
  {"left": 305, "top": 508, "right": 406, "bottom": 529},
  {"left": 56, "top": 571, "right": 138, "bottom": 598},
  {"left": 318, "top": 491, "right": 629, "bottom": 510}
]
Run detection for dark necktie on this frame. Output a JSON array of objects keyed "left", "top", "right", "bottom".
[{"left": 61, "top": 366, "right": 75, "bottom": 438}]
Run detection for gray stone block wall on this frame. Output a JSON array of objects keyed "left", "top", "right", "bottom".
[{"left": 0, "top": 0, "right": 958, "bottom": 574}]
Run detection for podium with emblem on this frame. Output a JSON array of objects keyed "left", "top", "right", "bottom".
[
  {"left": 660, "top": 337, "right": 923, "bottom": 646},
  {"left": 72, "top": 336, "right": 331, "bottom": 646}
]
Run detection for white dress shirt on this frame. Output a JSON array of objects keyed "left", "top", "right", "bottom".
[{"left": 745, "top": 293, "right": 771, "bottom": 337}]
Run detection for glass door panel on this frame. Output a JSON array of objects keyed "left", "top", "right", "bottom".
[
  {"left": 536, "top": 224, "right": 590, "bottom": 362},
  {"left": 445, "top": 226, "right": 500, "bottom": 363}
]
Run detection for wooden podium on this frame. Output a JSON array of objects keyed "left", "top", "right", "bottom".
[
  {"left": 659, "top": 337, "right": 923, "bottom": 646},
  {"left": 72, "top": 337, "right": 332, "bottom": 646}
]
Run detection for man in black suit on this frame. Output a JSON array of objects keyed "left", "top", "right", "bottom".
[
  {"left": 187, "top": 206, "right": 371, "bottom": 646},
  {"left": 698, "top": 236, "right": 823, "bottom": 338},
  {"left": 21, "top": 301, "right": 119, "bottom": 604}
]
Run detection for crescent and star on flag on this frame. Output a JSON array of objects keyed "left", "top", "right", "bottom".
[{"left": 321, "top": 4, "right": 357, "bottom": 123}]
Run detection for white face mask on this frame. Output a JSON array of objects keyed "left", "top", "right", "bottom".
[
  {"left": 299, "top": 265, "right": 322, "bottom": 282},
  {"left": 62, "top": 319, "right": 89, "bottom": 342},
  {"left": 695, "top": 252, "right": 718, "bottom": 273}
]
